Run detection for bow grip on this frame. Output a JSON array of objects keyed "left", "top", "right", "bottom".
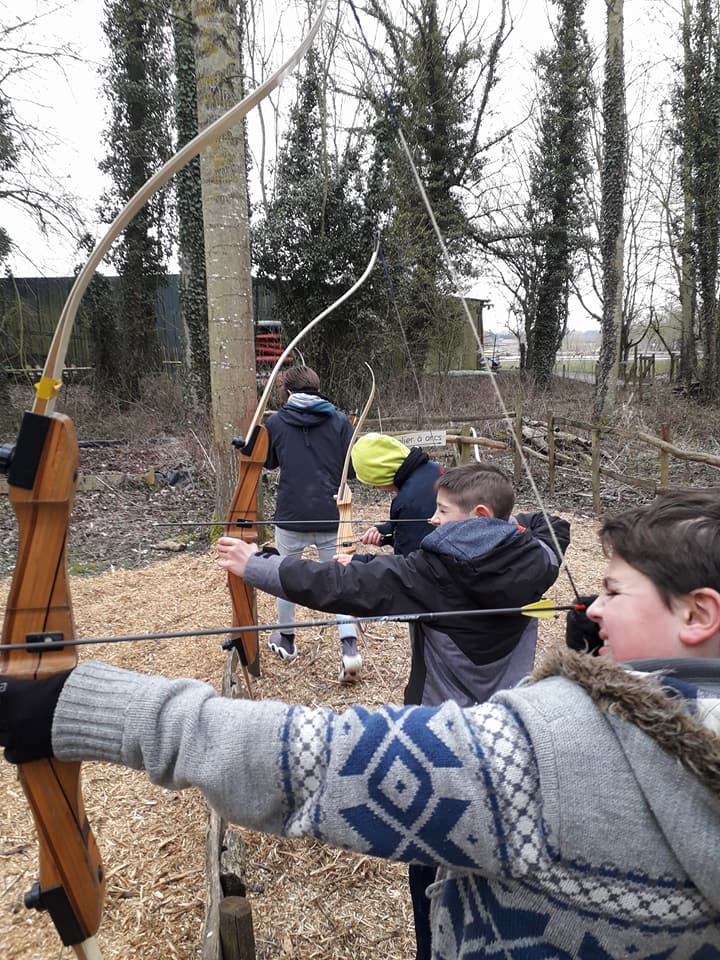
[
  {"left": 231, "top": 423, "right": 264, "bottom": 456},
  {"left": 1, "top": 412, "right": 105, "bottom": 949}
]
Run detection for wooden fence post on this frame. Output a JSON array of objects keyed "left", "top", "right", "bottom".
[
  {"left": 514, "top": 401, "right": 523, "bottom": 485},
  {"left": 660, "top": 424, "right": 670, "bottom": 487},
  {"left": 458, "top": 424, "right": 472, "bottom": 465},
  {"left": 547, "top": 411, "right": 556, "bottom": 495},
  {"left": 591, "top": 425, "right": 601, "bottom": 514}
]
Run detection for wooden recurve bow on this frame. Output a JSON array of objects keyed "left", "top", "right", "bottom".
[
  {"left": 0, "top": 4, "right": 330, "bottom": 953},
  {"left": 225, "top": 243, "right": 380, "bottom": 682},
  {"left": 1, "top": 404, "right": 104, "bottom": 959}
]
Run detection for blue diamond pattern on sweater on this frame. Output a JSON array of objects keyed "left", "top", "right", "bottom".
[
  {"left": 442, "top": 878, "right": 574, "bottom": 958},
  {"left": 335, "top": 708, "right": 474, "bottom": 864},
  {"left": 338, "top": 706, "right": 462, "bottom": 777}
]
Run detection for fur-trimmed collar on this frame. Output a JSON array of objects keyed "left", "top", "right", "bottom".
[{"left": 532, "top": 649, "right": 720, "bottom": 794}]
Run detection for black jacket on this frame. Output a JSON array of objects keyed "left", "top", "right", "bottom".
[
  {"left": 265, "top": 398, "right": 354, "bottom": 532},
  {"left": 376, "top": 451, "right": 444, "bottom": 556}
]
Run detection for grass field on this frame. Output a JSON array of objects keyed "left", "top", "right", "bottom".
[{"left": 496, "top": 355, "right": 673, "bottom": 378}]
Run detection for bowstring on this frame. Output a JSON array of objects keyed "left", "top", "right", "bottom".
[{"left": 347, "top": 0, "right": 581, "bottom": 600}]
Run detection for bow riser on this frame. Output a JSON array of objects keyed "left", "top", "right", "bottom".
[
  {"left": 1, "top": 413, "right": 105, "bottom": 951},
  {"left": 225, "top": 425, "right": 271, "bottom": 673},
  {"left": 335, "top": 483, "right": 355, "bottom": 553}
]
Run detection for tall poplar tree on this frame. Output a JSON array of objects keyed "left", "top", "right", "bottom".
[
  {"left": 673, "top": 0, "right": 720, "bottom": 400},
  {"left": 528, "top": 0, "right": 593, "bottom": 386},
  {"left": 172, "top": 0, "right": 209, "bottom": 407},
  {"left": 100, "top": 0, "right": 173, "bottom": 401},
  {"left": 0, "top": 95, "right": 16, "bottom": 268},
  {"left": 253, "top": 48, "right": 375, "bottom": 402},
  {"left": 594, "top": 0, "right": 627, "bottom": 416}
]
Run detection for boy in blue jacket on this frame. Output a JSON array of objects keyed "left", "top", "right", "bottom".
[
  {"left": 263, "top": 364, "right": 361, "bottom": 681},
  {"left": 351, "top": 432, "right": 444, "bottom": 556},
  {"left": 223, "top": 462, "right": 569, "bottom": 708}
]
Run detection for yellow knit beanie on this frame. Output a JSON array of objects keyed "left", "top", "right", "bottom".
[{"left": 351, "top": 433, "right": 410, "bottom": 486}]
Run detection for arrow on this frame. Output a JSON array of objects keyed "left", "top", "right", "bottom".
[{"left": 0, "top": 602, "right": 588, "bottom": 652}]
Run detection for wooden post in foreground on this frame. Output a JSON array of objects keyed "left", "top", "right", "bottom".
[{"left": 219, "top": 897, "right": 256, "bottom": 960}]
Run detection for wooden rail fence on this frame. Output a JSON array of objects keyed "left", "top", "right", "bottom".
[{"left": 406, "top": 406, "right": 720, "bottom": 513}]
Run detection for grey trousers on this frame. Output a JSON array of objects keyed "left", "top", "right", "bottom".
[{"left": 273, "top": 526, "right": 357, "bottom": 642}]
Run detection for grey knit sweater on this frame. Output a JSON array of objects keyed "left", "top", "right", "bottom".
[{"left": 53, "top": 652, "right": 720, "bottom": 958}]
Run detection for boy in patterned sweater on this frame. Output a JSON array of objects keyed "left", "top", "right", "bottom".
[{"left": 2, "top": 491, "right": 720, "bottom": 957}]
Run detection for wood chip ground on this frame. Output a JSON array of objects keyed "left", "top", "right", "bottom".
[{"left": 0, "top": 509, "right": 603, "bottom": 959}]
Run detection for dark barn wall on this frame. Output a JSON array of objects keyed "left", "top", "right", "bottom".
[{"left": 0, "top": 276, "right": 278, "bottom": 371}]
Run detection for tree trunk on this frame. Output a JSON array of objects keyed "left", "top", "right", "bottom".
[
  {"left": 192, "top": 0, "right": 257, "bottom": 518},
  {"left": 679, "top": 0, "right": 697, "bottom": 387},
  {"left": 173, "top": 0, "right": 210, "bottom": 408},
  {"left": 594, "top": 0, "right": 626, "bottom": 417}
]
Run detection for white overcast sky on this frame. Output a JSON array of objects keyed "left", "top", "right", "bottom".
[{"left": 3, "top": 0, "right": 677, "bottom": 329}]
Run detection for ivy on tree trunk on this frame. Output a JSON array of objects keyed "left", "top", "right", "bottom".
[{"left": 99, "top": 0, "right": 174, "bottom": 403}]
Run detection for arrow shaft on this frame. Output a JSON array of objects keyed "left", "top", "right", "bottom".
[{"left": 0, "top": 605, "right": 581, "bottom": 652}]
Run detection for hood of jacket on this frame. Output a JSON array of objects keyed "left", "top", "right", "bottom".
[
  {"left": 278, "top": 394, "right": 336, "bottom": 428},
  {"left": 529, "top": 649, "right": 720, "bottom": 910},
  {"left": 421, "top": 517, "right": 519, "bottom": 560},
  {"left": 419, "top": 517, "right": 553, "bottom": 611}
]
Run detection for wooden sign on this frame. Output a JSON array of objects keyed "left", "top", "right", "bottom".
[{"left": 393, "top": 430, "right": 447, "bottom": 448}]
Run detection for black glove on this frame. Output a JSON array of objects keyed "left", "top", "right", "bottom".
[
  {"left": 565, "top": 595, "right": 602, "bottom": 656},
  {"left": 0, "top": 670, "right": 72, "bottom": 764}
]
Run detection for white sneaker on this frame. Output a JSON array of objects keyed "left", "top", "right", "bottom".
[
  {"left": 339, "top": 653, "right": 363, "bottom": 683},
  {"left": 268, "top": 631, "right": 297, "bottom": 661}
]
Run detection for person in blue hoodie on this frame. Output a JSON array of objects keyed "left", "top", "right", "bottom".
[
  {"left": 219, "top": 460, "right": 570, "bottom": 960},
  {"left": 263, "top": 364, "right": 361, "bottom": 682},
  {"left": 351, "top": 432, "right": 444, "bottom": 556}
]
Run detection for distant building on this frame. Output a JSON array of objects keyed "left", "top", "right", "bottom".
[{"left": 0, "top": 274, "right": 280, "bottom": 370}]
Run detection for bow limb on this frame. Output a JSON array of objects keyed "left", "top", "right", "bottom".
[
  {"left": 1, "top": 5, "right": 331, "bottom": 953},
  {"left": 224, "top": 242, "right": 380, "bottom": 674},
  {"left": 1, "top": 414, "right": 104, "bottom": 959},
  {"left": 240, "top": 237, "right": 380, "bottom": 444},
  {"left": 335, "top": 363, "right": 376, "bottom": 555}
]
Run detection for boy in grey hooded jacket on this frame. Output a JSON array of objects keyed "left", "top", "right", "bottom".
[{"left": 2, "top": 491, "right": 720, "bottom": 957}]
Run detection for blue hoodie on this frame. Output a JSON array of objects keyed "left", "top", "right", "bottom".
[{"left": 265, "top": 393, "right": 355, "bottom": 531}]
